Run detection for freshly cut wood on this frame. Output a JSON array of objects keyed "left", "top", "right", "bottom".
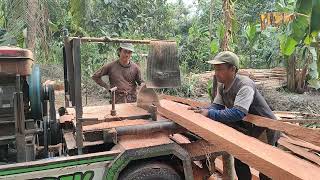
[
  {"left": 273, "top": 111, "right": 320, "bottom": 120},
  {"left": 83, "top": 119, "right": 150, "bottom": 131},
  {"left": 281, "top": 134, "right": 320, "bottom": 152},
  {"left": 158, "top": 99, "right": 320, "bottom": 180},
  {"left": 278, "top": 138, "right": 320, "bottom": 166},
  {"left": 279, "top": 119, "right": 320, "bottom": 124},
  {"left": 244, "top": 114, "right": 320, "bottom": 147},
  {"left": 160, "top": 94, "right": 209, "bottom": 107},
  {"left": 65, "top": 103, "right": 150, "bottom": 125},
  {"left": 161, "top": 95, "right": 320, "bottom": 147}
]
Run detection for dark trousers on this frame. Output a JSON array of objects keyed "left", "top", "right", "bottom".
[{"left": 234, "top": 158, "right": 271, "bottom": 180}]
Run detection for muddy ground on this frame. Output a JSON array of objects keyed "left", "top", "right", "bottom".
[{"left": 41, "top": 65, "right": 320, "bottom": 114}]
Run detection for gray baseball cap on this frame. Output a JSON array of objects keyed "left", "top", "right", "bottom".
[
  {"left": 119, "top": 43, "right": 134, "bottom": 52},
  {"left": 207, "top": 51, "right": 239, "bottom": 69}
]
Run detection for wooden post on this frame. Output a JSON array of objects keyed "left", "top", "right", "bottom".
[
  {"left": 73, "top": 38, "right": 83, "bottom": 155},
  {"left": 222, "top": 153, "right": 235, "bottom": 180}
]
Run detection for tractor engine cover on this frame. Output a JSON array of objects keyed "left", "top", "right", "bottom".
[{"left": 0, "top": 46, "right": 34, "bottom": 76}]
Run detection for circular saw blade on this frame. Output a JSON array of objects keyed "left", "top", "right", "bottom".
[{"left": 137, "top": 84, "right": 160, "bottom": 111}]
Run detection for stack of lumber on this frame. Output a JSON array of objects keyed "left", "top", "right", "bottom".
[
  {"left": 274, "top": 111, "right": 320, "bottom": 124},
  {"left": 278, "top": 134, "right": 320, "bottom": 166},
  {"left": 239, "top": 67, "right": 286, "bottom": 89},
  {"left": 194, "top": 68, "right": 287, "bottom": 94},
  {"left": 272, "top": 111, "right": 320, "bottom": 165}
]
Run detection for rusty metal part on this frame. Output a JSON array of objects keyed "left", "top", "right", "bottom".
[
  {"left": 0, "top": 47, "right": 34, "bottom": 76},
  {"left": 109, "top": 87, "right": 118, "bottom": 116},
  {"left": 65, "top": 120, "right": 186, "bottom": 150},
  {"left": 86, "top": 120, "right": 185, "bottom": 144},
  {"left": 14, "top": 75, "right": 26, "bottom": 162},
  {"left": 0, "top": 46, "right": 33, "bottom": 59},
  {"left": 137, "top": 84, "right": 160, "bottom": 111},
  {"left": 146, "top": 41, "right": 181, "bottom": 88},
  {"left": 112, "top": 120, "right": 183, "bottom": 136}
]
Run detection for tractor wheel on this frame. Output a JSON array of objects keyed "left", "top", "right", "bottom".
[{"left": 118, "top": 161, "right": 182, "bottom": 180}]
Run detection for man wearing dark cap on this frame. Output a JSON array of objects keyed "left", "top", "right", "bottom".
[
  {"left": 193, "top": 51, "right": 279, "bottom": 180},
  {"left": 92, "top": 43, "right": 143, "bottom": 103}
]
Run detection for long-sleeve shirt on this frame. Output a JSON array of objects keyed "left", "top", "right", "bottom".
[{"left": 205, "top": 76, "right": 256, "bottom": 123}]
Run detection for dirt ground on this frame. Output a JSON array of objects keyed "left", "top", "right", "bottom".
[
  {"left": 260, "top": 88, "right": 320, "bottom": 114},
  {"left": 41, "top": 64, "right": 110, "bottom": 108},
  {"left": 41, "top": 64, "right": 320, "bottom": 114}
]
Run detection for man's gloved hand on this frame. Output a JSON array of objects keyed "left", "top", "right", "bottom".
[{"left": 188, "top": 106, "right": 209, "bottom": 117}]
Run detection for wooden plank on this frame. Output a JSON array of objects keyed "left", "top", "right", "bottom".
[
  {"left": 279, "top": 119, "right": 320, "bottom": 124},
  {"left": 158, "top": 99, "right": 320, "bottom": 180},
  {"left": 244, "top": 114, "right": 320, "bottom": 147},
  {"left": 83, "top": 119, "right": 151, "bottom": 131},
  {"left": 160, "top": 94, "right": 209, "bottom": 107},
  {"left": 66, "top": 104, "right": 150, "bottom": 125},
  {"left": 278, "top": 138, "right": 320, "bottom": 166},
  {"left": 118, "top": 133, "right": 173, "bottom": 150},
  {"left": 161, "top": 95, "right": 320, "bottom": 147},
  {"left": 280, "top": 135, "right": 320, "bottom": 152}
]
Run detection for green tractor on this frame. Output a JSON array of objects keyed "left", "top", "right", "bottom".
[{"left": 0, "top": 37, "right": 211, "bottom": 180}]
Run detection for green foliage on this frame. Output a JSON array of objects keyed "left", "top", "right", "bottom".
[
  {"left": 1, "top": 0, "right": 319, "bottom": 96},
  {"left": 279, "top": 35, "right": 298, "bottom": 56},
  {"left": 210, "top": 39, "right": 219, "bottom": 54},
  {"left": 207, "top": 79, "right": 213, "bottom": 101},
  {"left": 307, "top": 47, "right": 320, "bottom": 89},
  {"left": 310, "top": 0, "right": 320, "bottom": 34},
  {"left": 245, "top": 22, "right": 257, "bottom": 46},
  {"left": 277, "top": 0, "right": 320, "bottom": 90}
]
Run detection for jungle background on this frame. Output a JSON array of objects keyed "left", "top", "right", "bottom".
[{"left": 1, "top": 0, "right": 320, "bottom": 115}]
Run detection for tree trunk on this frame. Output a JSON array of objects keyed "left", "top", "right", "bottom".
[
  {"left": 221, "top": 0, "right": 233, "bottom": 51},
  {"left": 287, "top": 54, "right": 296, "bottom": 92},
  {"left": 26, "top": 0, "right": 37, "bottom": 52},
  {"left": 209, "top": 0, "right": 214, "bottom": 42}
]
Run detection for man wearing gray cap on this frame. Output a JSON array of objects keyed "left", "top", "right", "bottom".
[
  {"left": 193, "top": 51, "right": 279, "bottom": 180},
  {"left": 92, "top": 43, "right": 143, "bottom": 103}
]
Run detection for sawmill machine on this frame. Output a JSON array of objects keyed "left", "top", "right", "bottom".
[
  {"left": 0, "top": 46, "right": 60, "bottom": 164},
  {"left": 0, "top": 35, "right": 218, "bottom": 180}
]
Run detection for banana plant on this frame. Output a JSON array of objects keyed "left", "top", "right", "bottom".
[{"left": 278, "top": 0, "right": 320, "bottom": 91}]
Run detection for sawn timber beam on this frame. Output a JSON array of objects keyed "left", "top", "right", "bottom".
[
  {"left": 158, "top": 99, "right": 320, "bottom": 180},
  {"left": 160, "top": 95, "right": 320, "bottom": 147}
]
